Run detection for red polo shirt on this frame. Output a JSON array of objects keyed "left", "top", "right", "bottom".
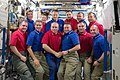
[
  {"left": 78, "top": 31, "right": 92, "bottom": 54},
  {"left": 64, "top": 17, "right": 78, "bottom": 31},
  {"left": 10, "top": 29, "right": 28, "bottom": 52},
  {"left": 41, "top": 23, "right": 46, "bottom": 33},
  {"left": 88, "top": 21, "right": 104, "bottom": 35},
  {"left": 41, "top": 30, "right": 62, "bottom": 52}
]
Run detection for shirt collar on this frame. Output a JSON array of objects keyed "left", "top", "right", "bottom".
[
  {"left": 93, "top": 33, "right": 101, "bottom": 40},
  {"left": 26, "top": 18, "right": 34, "bottom": 23},
  {"left": 79, "top": 19, "right": 85, "bottom": 22},
  {"left": 49, "top": 30, "right": 59, "bottom": 35},
  {"left": 51, "top": 18, "right": 59, "bottom": 22},
  {"left": 89, "top": 21, "right": 96, "bottom": 26},
  {"left": 78, "top": 31, "right": 87, "bottom": 36},
  {"left": 34, "top": 30, "right": 43, "bottom": 34},
  {"left": 18, "top": 29, "right": 26, "bottom": 35},
  {"left": 66, "top": 17, "right": 74, "bottom": 21},
  {"left": 65, "top": 30, "right": 73, "bottom": 35},
  {"left": 42, "top": 22, "right": 46, "bottom": 25}
]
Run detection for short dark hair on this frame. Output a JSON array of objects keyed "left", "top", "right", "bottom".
[
  {"left": 64, "top": 22, "right": 71, "bottom": 26},
  {"left": 34, "top": 20, "right": 42, "bottom": 25},
  {"left": 77, "top": 12, "right": 84, "bottom": 17},
  {"left": 88, "top": 12, "right": 97, "bottom": 19},
  {"left": 78, "top": 21, "right": 86, "bottom": 26},
  {"left": 41, "top": 13, "right": 48, "bottom": 19},
  {"left": 41, "top": 9, "right": 49, "bottom": 16},
  {"left": 41, "top": 12, "right": 49, "bottom": 18},
  {"left": 52, "top": 9, "right": 58, "bottom": 12},
  {"left": 66, "top": 10, "right": 72, "bottom": 13}
]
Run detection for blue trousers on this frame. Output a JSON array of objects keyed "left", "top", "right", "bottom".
[{"left": 45, "top": 53, "right": 61, "bottom": 80}]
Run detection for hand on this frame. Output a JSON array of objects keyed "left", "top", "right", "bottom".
[
  {"left": 62, "top": 51, "right": 68, "bottom": 55},
  {"left": 34, "top": 59, "right": 40, "bottom": 67},
  {"left": 54, "top": 52, "right": 62, "bottom": 58},
  {"left": 93, "top": 61, "right": 99, "bottom": 66},
  {"left": 20, "top": 55, "right": 27, "bottom": 62},
  {"left": 58, "top": 52, "right": 63, "bottom": 56},
  {"left": 87, "top": 57, "right": 92, "bottom": 64}
]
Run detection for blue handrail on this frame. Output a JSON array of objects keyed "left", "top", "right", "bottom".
[
  {"left": 110, "top": 44, "right": 112, "bottom": 70},
  {"left": 104, "top": 30, "right": 108, "bottom": 71},
  {"left": 1, "top": 28, "right": 6, "bottom": 65}
]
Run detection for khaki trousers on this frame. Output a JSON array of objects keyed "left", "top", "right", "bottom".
[
  {"left": 12, "top": 51, "right": 34, "bottom": 80},
  {"left": 57, "top": 51, "right": 79, "bottom": 80},
  {"left": 91, "top": 62, "right": 103, "bottom": 80},
  {"left": 75, "top": 53, "right": 91, "bottom": 80},
  {"left": 29, "top": 52, "right": 49, "bottom": 80}
]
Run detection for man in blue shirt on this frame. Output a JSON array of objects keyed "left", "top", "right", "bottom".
[
  {"left": 26, "top": 10, "right": 35, "bottom": 35},
  {"left": 88, "top": 25, "right": 108, "bottom": 80},
  {"left": 57, "top": 22, "right": 80, "bottom": 80},
  {"left": 26, "top": 20, "right": 48, "bottom": 80},
  {"left": 77, "top": 12, "right": 88, "bottom": 32},
  {"left": 46, "top": 9, "right": 64, "bottom": 32}
]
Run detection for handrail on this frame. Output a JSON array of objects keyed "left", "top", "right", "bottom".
[
  {"left": 104, "top": 30, "right": 108, "bottom": 71},
  {"left": 1, "top": 28, "right": 6, "bottom": 65},
  {"left": 103, "top": 29, "right": 112, "bottom": 80},
  {"left": 104, "top": 29, "right": 112, "bottom": 72}
]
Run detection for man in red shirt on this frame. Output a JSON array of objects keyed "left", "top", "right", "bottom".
[
  {"left": 41, "top": 22, "right": 62, "bottom": 80},
  {"left": 75, "top": 22, "right": 93, "bottom": 80},
  {"left": 10, "top": 20, "right": 34, "bottom": 80},
  {"left": 64, "top": 10, "right": 78, "bottom": 31},
  {"left": 88, "top": 12, "right": 104, "bottom": 35}
]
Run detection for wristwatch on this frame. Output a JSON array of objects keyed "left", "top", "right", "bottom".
[
  {"left": 97, "top": 60, "right": 101, "bottom": 63},
  {"left": 67, "top": 50, "right": 70, "bottom": 53}
]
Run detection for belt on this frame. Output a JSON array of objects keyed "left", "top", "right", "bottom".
[
  {"left": 20, "top": 50, "right": 27, "bottom": 53},
  {"left": 34, "top": 51, "right": 43, "bottom": 56}
]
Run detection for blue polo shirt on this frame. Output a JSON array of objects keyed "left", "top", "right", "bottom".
[
  {"left": 46, "top": 18, "right": 64, "bottom": 32},
  {"left": 93, "top": 33, "right": 105, "bottom": 59},
  {"left": 26, "top": 30, "right": 44, "bottom": 52},
  {"left": 79, "top": 19, "right": 88, "bottom": 32},
  {"left": 26, "top": 18, "right": 35, "bottom": 35},
  {"left": 62, "top": 30, "right": 80, "bottom": 51}
]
